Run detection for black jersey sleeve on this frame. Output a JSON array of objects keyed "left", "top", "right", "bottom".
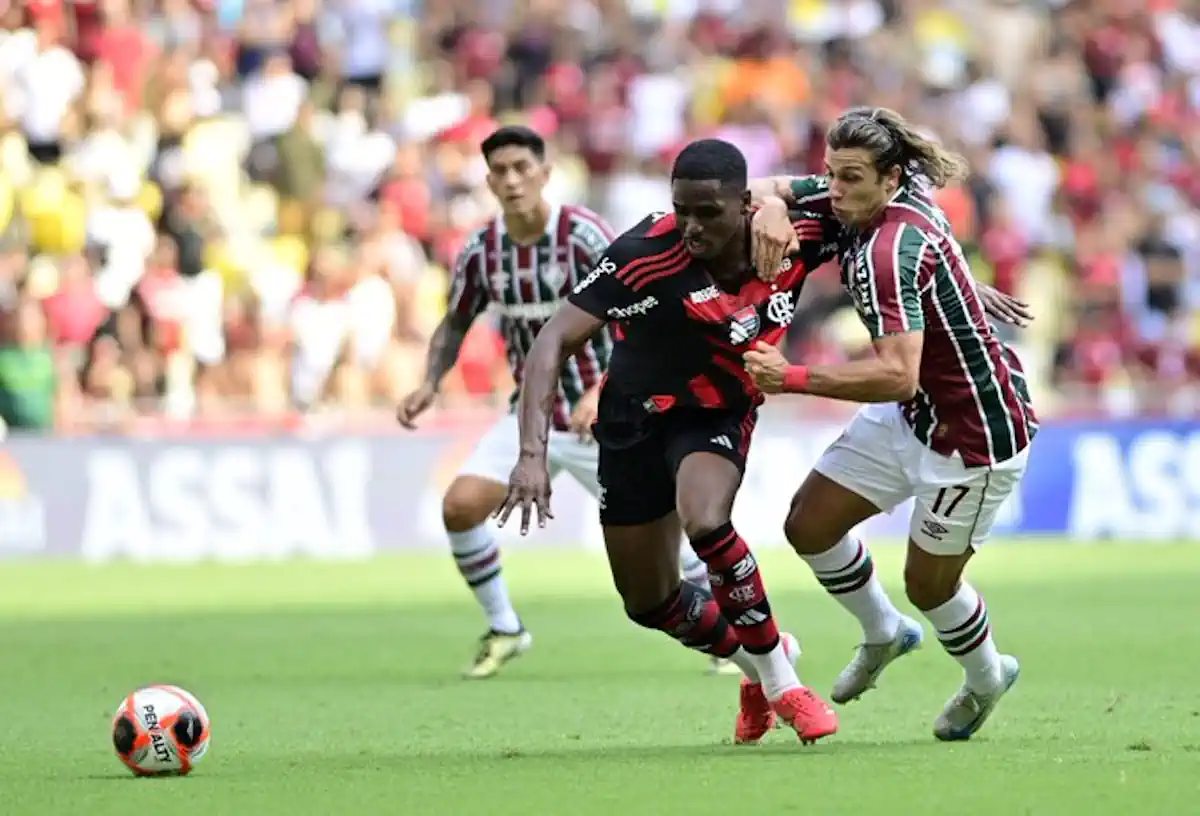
[{"left": 567, "top": 231, "right": 650, "bottom": 321}]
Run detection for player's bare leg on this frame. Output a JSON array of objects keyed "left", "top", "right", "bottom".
[
  {"left": 606, "top": 513, "right": 803, "bottom": 728},
  {"left": 675, "top": 453, "right": 837, "bottom": 744},
  {"left": 679, "top": 542, "right": 742, "bottom": 676},
  {"left": 784, "top": 472, "right": 923, "bottom": 704},
  {"left": 443, "top": 475, "right": 532, "bottom": 678},
  {"left": 564, "top": 457, "right": 730, "bottom": 675},
  {"left": 676, "top": 540, "right": 740, "bottom": 676},
  {"left": 607, "top": 513, "right": 774, "bottom": 674},
  {"left": 904, "top": 542, "right": 1019, "bottom": 741}
]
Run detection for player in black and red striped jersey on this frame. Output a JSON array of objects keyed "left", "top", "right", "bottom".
[
  {"left": 496, "top": 138, "right": 842, "bottom": 745},
  {"left": 395, "top": 126, "right": 716, "bottom": 680}
]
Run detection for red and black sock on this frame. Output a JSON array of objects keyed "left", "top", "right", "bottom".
[
  {"left": 629, "top": 581, "right": 741, "bottom": 658},
  {"left": 690, "top": 521, "right": 780, "bottom": 654}
]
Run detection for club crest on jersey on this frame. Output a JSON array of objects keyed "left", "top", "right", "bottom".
[
  {"left": 540, "top": 263, "right": 567, "bottom": 292},
  {"left": 765, "top": 291, "right": 796, "bottom": 327},
  {"left": 728, "top": 306, "right": 760, "bottom": 345}
]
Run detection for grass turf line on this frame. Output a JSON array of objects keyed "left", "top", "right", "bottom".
[{"left": 0, "top": 543, "right": 1196, "bottom": 815}]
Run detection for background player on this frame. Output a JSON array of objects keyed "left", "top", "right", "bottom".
[
  {"left": 497, "top": 138, "right": 841, "bottom": 745},
  {"left": 395, "top": 126, "right": 717, "bottom": 679},
  {"left": 745, "top": 107, "right": 1036, "bottom": 741}
]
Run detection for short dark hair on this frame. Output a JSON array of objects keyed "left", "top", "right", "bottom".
[
  {"left": 481, "top": 126, "right": 546, "bottom": 165},
  {"left": 670, "top": 139, "right": 748, "bottom": 189}
]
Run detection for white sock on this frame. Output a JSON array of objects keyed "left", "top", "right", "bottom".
[
  {"left": 448, "top": 523, "right": 521, "bottom": 634},
  {"left": 746, "top": 641, "right": 801, "bottom": 701},
  {"left": 679, "top": 542, "right": 711, "bottom": 590},
  {"left": 922, "top": 582, "right": 1004, "bottom": 694},
  {"left": 726, "top": 646, "right": 760, "bottom": 682},
  {"left": 801, "top": 536, "right": 903, "bottom": 643}
]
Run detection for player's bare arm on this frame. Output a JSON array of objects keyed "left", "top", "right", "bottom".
[
  {"left": 495, "top": 303, "right": 606, "bottom": 533},
  {"left": 516, "top": 303, "right": 605, "bottom": 459},
  {"left": 396, "top": 310, "right": 474, "bottom": 429},
  {"left": 424, "top": 310, "right": 475, "bottom": 391},
  {"left": 398, "top": 232, "right": 488, "bottom": 429},
  {"left": 747, "top": 176, "right": 802, "bottom": 206},
  {"left": 745, "top": 331, "right": 923, "bottom": 402}
]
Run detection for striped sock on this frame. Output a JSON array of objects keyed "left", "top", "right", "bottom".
[
  {"left": 689, "top": 522, "right": 780, "bottom": 654},
  {"left": 629, "top": 582, "right": 742, "bottom": 659},
  {"left": 448, "top": 524, "right": 521, "bottom": 634},
  {"left": 800, "top": 536, "right": 902, "bottom": 643},
  {"left": 922, "top": 583, "right": 1004, "bottom": 693}
]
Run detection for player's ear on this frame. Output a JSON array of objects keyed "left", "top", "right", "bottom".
[
  {"left": 884, "top": 164, "right": 902, "bottom": 194},
  {"left": 741, "top": 188, "right": 752, "bottom": 213}
]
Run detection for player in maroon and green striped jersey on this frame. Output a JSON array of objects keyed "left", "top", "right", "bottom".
[{"left": 743, "top": 107, "right": 1035, "bottom": 742}]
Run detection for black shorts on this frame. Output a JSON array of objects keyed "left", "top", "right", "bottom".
[{"left": 596, "top": 408, "right": 757, "bottom": 527}]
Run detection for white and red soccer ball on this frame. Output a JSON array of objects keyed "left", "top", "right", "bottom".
[{"left": 112, "top": 685, "right": 211, "bottom": 776}]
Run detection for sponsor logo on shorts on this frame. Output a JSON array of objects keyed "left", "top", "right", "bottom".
[
  {"left": 690, "top": 285, "right": 720, "bottom": 303},
  {"left": 920, "top": 518, "right": 949, "bottom": 540},
  {"left": 709, "top": 434, "right": 734, "bottom": 450}
]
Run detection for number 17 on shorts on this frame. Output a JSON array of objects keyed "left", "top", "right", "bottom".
[{"left": 910, "top": 457, "right": 1027, "bottom": 556}]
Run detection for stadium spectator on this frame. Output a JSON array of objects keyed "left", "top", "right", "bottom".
[{"left": 0, "top": 0, "right": 1193, "bottom": 431}]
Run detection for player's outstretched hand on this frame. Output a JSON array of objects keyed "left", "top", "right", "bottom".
[
  {"left": 495, "top": 455, "right": 554, "bottom": 535},
  {"left": 396, "top": 384, "right": 436, "bottom": 429},
  {"left": 978, "top": 284, "right": 1033, "bottom": 328},
  {"left": 750, "top": 197, "right": 799, "bottom": 283},
  {"left": 743, "top": 341, "right": 788, "bottom": 394},
  {"left": 568, "top": 387, "right": 599, "bottom": 443}
]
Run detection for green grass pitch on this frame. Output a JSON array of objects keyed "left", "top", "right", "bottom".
[{"left": 0, "top": 542, "right": 1197, "bottom": 815}]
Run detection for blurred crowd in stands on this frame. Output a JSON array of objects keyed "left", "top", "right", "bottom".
[{"left": 0, "top": 0, "right": 1196, "bottom": 433}]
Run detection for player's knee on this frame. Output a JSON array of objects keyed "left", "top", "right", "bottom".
[
  {"left": 624, "top": 587, "right": 680, "bottom": 632},
  {"left": 678, "top": 511, "right": 730, "bottom": 543},
  {"left": 902, "top": 561, "right": 959, "bottom": 611},
  {"left": 783, "top": 490, "right": 837, "bottom": 555},
  {"left": 441, "top": 479, "right": 497, "bottom": 533}
]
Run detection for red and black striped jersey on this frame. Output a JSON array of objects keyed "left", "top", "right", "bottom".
[
  {"left": 568, "top": 210, "right": 840, "bottom": 420},
  {"left": 447, "top": 204, "right": 615, "bottom": 431}
]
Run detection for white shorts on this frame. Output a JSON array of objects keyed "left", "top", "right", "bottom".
[
  {"left": 814, "top": 403, "right": 1030, "bottom": 556},
  {"left": 458, "top": 413, "right": 600, "bottom": 496}
]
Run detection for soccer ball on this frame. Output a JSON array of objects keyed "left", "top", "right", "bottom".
[{"left": 112, "top": 685, "right": 211, "bottom": 776}]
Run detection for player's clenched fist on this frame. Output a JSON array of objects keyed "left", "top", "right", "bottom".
[
  {"left": 494, "top": 454, "right": 554, "bottom": 536},
  {"left": 396, "top": 384, "right": 436, "bottom": 429},
  {"left": 743, "top": 341, "right": 788, "bottom": 394}
]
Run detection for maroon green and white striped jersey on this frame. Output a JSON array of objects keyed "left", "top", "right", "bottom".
[
  {"left": 447, "top": 204, "right": 615, "bottom": 430},
  {"left": 788, "top": 176, "right": 1037, "bottom": 466}
]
